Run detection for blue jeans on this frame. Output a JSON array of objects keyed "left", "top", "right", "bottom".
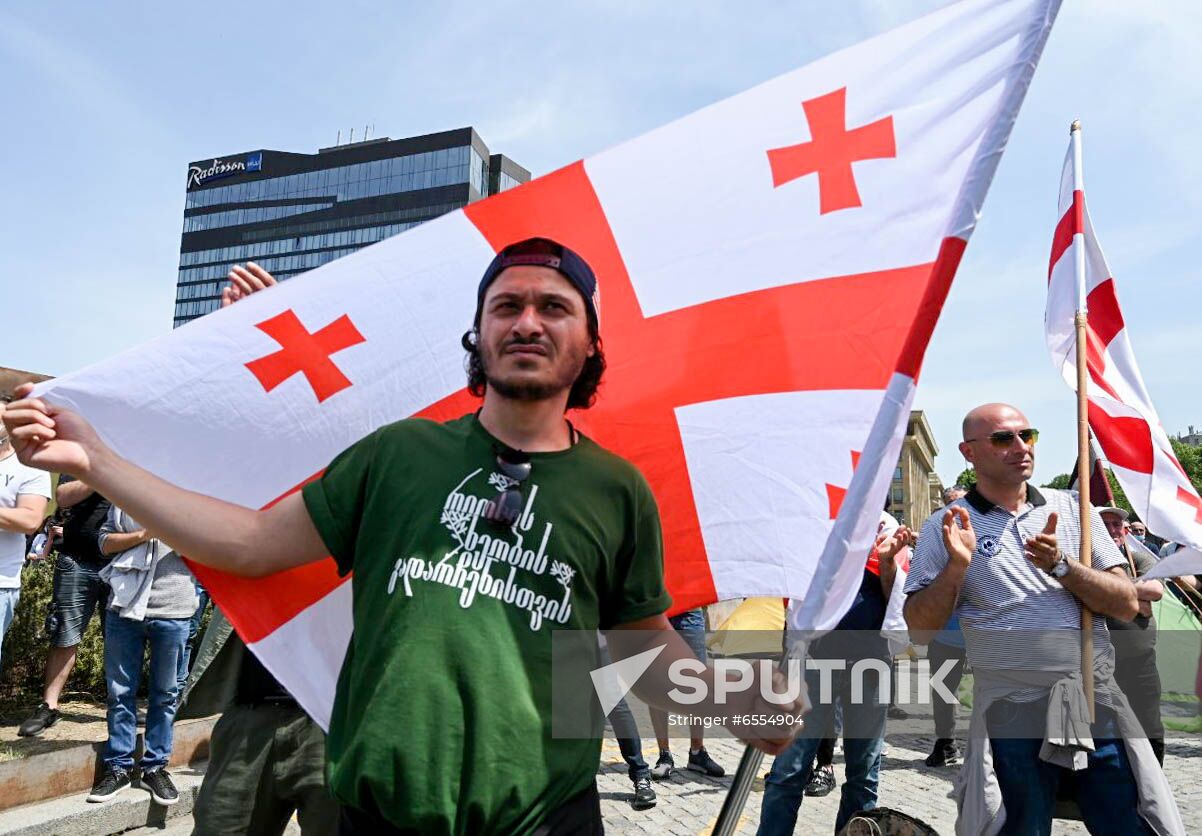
[
  {"left": 179, "top": 580, "right": 209, "bottom": 694},
  {"left": 0, "top": 587, "right": 19, "bottom": 673},
  {"left": 104, "top": 614, "right": 190, "bottom": 771},
  {"left": 669, "top": 609, "right": 707, "bottom": 661},
  {"left": 759, "top": 663, "right": 886, "bottom": 835},
  {"left": 987, "top": 698, "right": 1155, "bottom": 836}
]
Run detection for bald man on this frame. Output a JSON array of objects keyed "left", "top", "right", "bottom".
[{"left": 903, "top": 404, "right": 1179, "bottom": 835}]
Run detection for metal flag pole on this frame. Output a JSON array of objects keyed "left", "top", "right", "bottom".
[
  {"left": 713, "top": 746, "right": 765, "bottom": 836},
  {"left": 1069, "top": 118, "right": 1096, "bottom": 722}
]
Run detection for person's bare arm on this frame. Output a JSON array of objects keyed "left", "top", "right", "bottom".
[
  {"left": 1132, "top": 579, "right": 1163, "bottom": 618},
  {"left": 609, "top": 613, "right": 803, "bottom": 756},
  {"left": 905, "top": 507, "right": 973, "bottom": 644},
  {"left": 55, "top": 479, "right": 93, "bottom": 507},
  {"left": 3, "top": 387, "right": 327, "bottom": 578},
  {"left": 1023, "top": 512, "right": 1138, "bottom": 620},
  {"left": 39, "top": 525, "right": 61, "bottom": 559},
  {"left": 1057, "top": 563, "right": 1139, "bottom": 620},
  {"left": 1174, "top": 574, "right": 1198, "bottom": 592},
  {"left": 99, "top": 529, "right": 151, "bottom": 556},
  {"left": 0, "top": 495, "right": 48, "bottom": 535}
]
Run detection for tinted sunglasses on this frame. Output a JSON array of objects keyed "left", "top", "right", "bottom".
[
  {"left": 486, "top": 447, "right": 532, "bottom": 527},
  {"left": 966, "top": 428, "right": 1040, "bottom": 448}
]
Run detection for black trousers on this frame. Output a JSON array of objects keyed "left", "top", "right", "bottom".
[
  {"left": 1113, "top": 650, "right": 1165, "bottom": 765},
  {"left": 928, "top": 640, "right": 967, "bottom": 740}
]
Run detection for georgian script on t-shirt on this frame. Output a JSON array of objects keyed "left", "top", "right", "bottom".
[{"left": 386, "top": 467, "right": 575, "bottom": 631}]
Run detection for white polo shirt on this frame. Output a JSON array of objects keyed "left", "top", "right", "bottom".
[{"left": 0, "top": 452, "right": 52, "bottom": 588}]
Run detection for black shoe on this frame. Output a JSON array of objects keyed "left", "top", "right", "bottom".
[
  {"left": 651, "top": 751, "right": 674, "bottom": 780},
  {"left": 887, "top": 705, "right": 909, "bottom": 720},
  {"left": 925, "top": 738, "right": 961, "bottom": 768},
  {"left": 804, "top": 763, "right": 836, "bottom": 797},
  {"left": 687, "top": 746, "right": 725, "bottom": 777},
  {"left": 87, "top": 767, "right": 132, "bottom": 803},
  {"left": 141, "top": 768, "right": 179, "bottom": 806},
  {"left": 631, "top": 776, "right": 657, "bottom": 810},
  {"left": 17, "top": 702, "right": 61, "bottom": 737}
]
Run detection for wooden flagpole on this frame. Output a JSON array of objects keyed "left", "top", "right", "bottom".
[{"left": 1069, "top": 119, "right": 1095, "bottom": 721}]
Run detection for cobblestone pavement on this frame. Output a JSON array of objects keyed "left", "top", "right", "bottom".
[{"left": 596, "top": 732, "right": 1202, "bottom": 835}]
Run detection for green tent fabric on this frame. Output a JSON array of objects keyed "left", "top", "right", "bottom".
[{"left": 1151, "top": 590, "right": 1202, "bottom": 695}]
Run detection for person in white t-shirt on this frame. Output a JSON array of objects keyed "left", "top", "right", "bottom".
[{"left": 0, "top": 398, "right": 52, "bottom": 672}]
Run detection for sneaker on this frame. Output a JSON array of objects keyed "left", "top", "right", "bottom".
[
  {"left": 631, "top": 776, "right": 657, "bottom": 810},
  {"left": 141, "top": 768, "right": 180, "bottom": 806},
  {"left": 17, "top": 702, "right": 61, "bottom": 737},
  {"left": 925, "top": 738, "right": 961, "bottom": 768},
  {"left": 804, "top": 764, "right": 836, "bottom": 797},
  {"left": 687, "top": 746, "right": 726, "bottom": 778},
  {"left": 87, "top": 767, "right": 132, "bottom": 803},
  {"left": 651, "top": 751, "right": 674, "bottom": 780},
  {"left": 887, "top": 705, "right": 909, "bottom": 720}
]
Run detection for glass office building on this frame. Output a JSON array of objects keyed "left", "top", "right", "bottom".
[{"left": 175, "top": 127, "right": 530, "bottom": 327}]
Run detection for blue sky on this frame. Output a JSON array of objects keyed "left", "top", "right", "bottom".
[{"left": 1, "top": 0, "right": 1197, "bottom": 488}]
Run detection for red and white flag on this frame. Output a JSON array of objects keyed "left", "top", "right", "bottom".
[
  {"left": 35, "top": 0, "right": 1059, "bottom": 726},
  {"left": 1045, "top": 129, "right": 1202, "bottom": 579}
]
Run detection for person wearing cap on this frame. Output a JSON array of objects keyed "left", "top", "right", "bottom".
[
  {"left": 1099, "top": 505, "right": 1166, "bottom": 764},
  {"left": 3, "top": 238, "right": 798, "bottom": 835}
]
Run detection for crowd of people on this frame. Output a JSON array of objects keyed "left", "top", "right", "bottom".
[{"left": 0, "top": 241, "right": 1196, "bottom": 835}]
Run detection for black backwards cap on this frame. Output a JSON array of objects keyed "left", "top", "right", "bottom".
[{"left": 475, "top": 238, "right": 601, "bottom": 329}]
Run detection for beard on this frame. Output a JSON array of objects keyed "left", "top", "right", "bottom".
[{"left": 480, "top": 337, "right": 589, "bottom": 403}]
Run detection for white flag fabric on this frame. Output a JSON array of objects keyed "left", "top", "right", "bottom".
[
  {"left": 35, "top": 0, "right": 1058, "bottom": 726},
  {"left": 1045, "top": 135, "right": 1202, "bottom": 581}
]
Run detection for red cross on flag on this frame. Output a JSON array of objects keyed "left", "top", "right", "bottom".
[
  {"left": 33, "top": 0, "right": 1059, "bottom": 726},
  {"left": 1046, "top": 130, "right": 1202, "bottom": 578}
]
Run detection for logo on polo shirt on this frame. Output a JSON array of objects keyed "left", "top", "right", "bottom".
[{"left": 977, "top": 535, "right": 1000, "bottom": 558}]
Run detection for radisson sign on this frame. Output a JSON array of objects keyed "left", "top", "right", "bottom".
[{"left": 187, "top": 151, "right": 263, "bottom": 190}]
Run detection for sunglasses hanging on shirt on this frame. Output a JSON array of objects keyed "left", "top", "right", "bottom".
[{"left": 485, "top": 446, "right": 532, "bottom": 528}]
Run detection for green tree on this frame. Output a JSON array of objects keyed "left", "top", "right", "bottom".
[
  {"left": 952, "top": 467, "right": 976, "bottom": 490},
  {"left": 1170, "top": 438, "right": 1202, "bottom": 496},
  {"left": 1106, "top": 470, "right": 1132, "bottom": 514},
  {"left": 1043, "top": 473, "right": 1072, "bottom": 490},
  {"left": 1041, "top": 470, "right": 1134, "bottom": 515}
]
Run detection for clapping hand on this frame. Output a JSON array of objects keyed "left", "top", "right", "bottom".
[
  {"left": 942, "top": 506, "right": 976, "bottom": 568},
  {"left": 875, "top": 525, "right": 915, "bottom": 563}
]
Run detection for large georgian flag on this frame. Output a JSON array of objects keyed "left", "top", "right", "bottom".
[
  {"left": 35, "top": 0, "right": 1059, "bottom": 726},
  {"left": 1045, "top": 134, "right": 1202, "bottom": 579}
]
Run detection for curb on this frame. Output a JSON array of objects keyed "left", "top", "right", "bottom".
[
  {"left": 0, "top": 716, "right": 215, "bottom": 812},
  {"left": 0, "top": 765, "right": 204, "bottom": 836}
]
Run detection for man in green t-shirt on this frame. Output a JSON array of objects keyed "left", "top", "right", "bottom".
[{"left": 4, "top": 238, "right": 799, "bottom": 834}]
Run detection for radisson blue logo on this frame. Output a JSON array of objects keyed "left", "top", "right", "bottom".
[{"left": 187, "top": 152, "right": 263, "bottom": 190}]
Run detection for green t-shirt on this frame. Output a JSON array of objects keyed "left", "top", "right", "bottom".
[{"left": 301, "top": 413, "right": 670, "bottom": 834}]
